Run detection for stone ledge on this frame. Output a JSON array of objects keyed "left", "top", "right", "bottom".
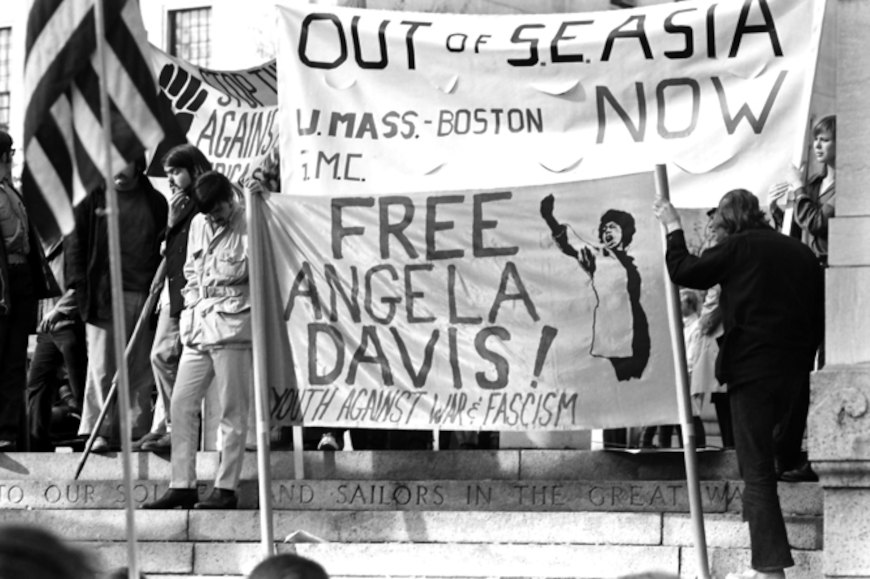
[
  {"left": 75, "top": 541, "right": 193, "bottom": 575},
  {"left": 0, "top": 450, "right": 522, "bottom": 481},
  {"left": 0, "top": 509, "right": 188, "bottom": 540},
  {"left": 663, "top": 513, "right": 823, "bottom": 551},
  {"left": 0, "top": 479, "right": 823, "bottom": 515},
  {"left": 0, "top": 479, "right": 743, "bottom": 513},
  {"left": 681, "top": 546, "right": 823, "bottom": 579},
  {"left": 193, "top": 510, "right": 663, "bottom": 544},
  {"left": 519, "top": 449, "right": 739, "bottom": 481},
  {"left": 722, "top": 481, "right": 824, "bottom": 516},
  {"left": 194, "top": 542, "right": 681, "bottom": 578},
  {"left": 0, "top": 506, "right": 668, "bottom": 544},
  {"left": 0, "top": 449, "right": 740, "bottom": 481}
]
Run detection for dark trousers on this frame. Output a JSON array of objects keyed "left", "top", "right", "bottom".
[
  {"left": 0, "top": 264, "right": 37, "bottom": 447},
  {"left": 711, "top": 392, "right": 734, "bottom": 448},
  {"left": 641, "top": 416, "right": 706, "bottom": 449},
  {"left": 772, "top": 371, "right": 811, "bottom": 474},
  {"left": 729, "top": 372, "right": 803, "bottom": 572},
  {"left": 25, "top": 323, "right": 87, "bottom": 447}
]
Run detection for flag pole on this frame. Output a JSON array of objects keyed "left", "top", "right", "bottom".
[
  {"left": 654, "top": 164, "right": 711, "bottom": 579},
  {"left": 245, "top": 185, "right": 276, "bottom": 559},
  {"left": 93, "top": 1, "right": 140, "bottom": 577}
]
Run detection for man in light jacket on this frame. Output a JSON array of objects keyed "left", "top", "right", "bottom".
[{"left": 144, "top": 170, "right": 255, "bottom": 510}]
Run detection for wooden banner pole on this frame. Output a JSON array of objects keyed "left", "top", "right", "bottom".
[
  {"left": 245, "top": 186, "right": 276, "bottom": 559},
  {"left": 655, "top": 164, "right": 711, "bottom": 579},
  {"left": 93, "top": 1, "right": 139, "bottom": 577}
]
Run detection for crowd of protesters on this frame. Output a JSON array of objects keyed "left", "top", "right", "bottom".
[
  {"left": 1, "top": 113, "right": 834, "bottom": 514},
  {"left": 2, "top": 137, "right": 491, "bottom": 456},
  {"left": 3, "top": 115, "right": 835, "bottom": 454},
  {"left": 0, "top": 99, "right": 839, "bottom": 579}
]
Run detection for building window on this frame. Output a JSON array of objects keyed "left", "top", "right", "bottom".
[
  {"left": 168, "top": 7, "right": 211, "bottom": 67},
  {"left": 0, "top": 27, "right": 11, "bottom": 130}
]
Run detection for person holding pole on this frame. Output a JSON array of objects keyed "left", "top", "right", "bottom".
[
  {"left": 143, "top": 170, "right": 256, "bottom": 510},
  {"left": 66, "top": 157, "right": 167, "bottom": 453},
  {"left": 134, "top": 144, "right": 212, "bottom": 453},
  {"left": 653, "top": 189, "right": 823, "bottom": 579}
]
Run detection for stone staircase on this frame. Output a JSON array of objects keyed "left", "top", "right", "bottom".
[{"left": 0, "top": 449, "right": 823, "bottom": 578}]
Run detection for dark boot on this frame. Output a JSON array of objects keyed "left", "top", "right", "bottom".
[
  {"left": 142, "top": 488, "right": 198, "bottom": 510},
  {"left": 194, "top": 488, "right": 237, "bottom": 510},
  {"left": 779, "top": 462, "right": 819, "bottom": 483}
]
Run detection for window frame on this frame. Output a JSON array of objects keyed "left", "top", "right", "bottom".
[
  {"left": 0, "top": 26, "right": 12, "bottom": 130},
  {"left": 167, "top": 6, "right": 212, "bottom": 67}
]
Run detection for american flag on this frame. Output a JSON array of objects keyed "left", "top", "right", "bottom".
[{"left": 22, "top": 0, "right": 164, "bottom": 244}]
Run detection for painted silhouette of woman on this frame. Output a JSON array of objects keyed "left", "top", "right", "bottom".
[{"left": 540, "top": 194, "right": 650, "bottom": 381}]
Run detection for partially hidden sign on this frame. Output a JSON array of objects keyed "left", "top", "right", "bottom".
[{"left": 149, "top": 46, "right": 279, "bottom": 186}]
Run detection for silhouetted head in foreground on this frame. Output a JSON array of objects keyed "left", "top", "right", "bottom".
[
  {"left": 0, "top": 524, "right": 96, "bottom": 579},
  {"left": 248, "top": 553, "right": 329, "bottom": 579}
]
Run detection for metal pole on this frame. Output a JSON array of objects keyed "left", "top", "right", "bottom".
[
  {"left": 654, "top": 164, "right": 711, "bottom": 579},
  {"left": 245, "top": 186, "right": 276, "bottom": 560},
  {"left": 292, "top": 426, "right": 305, "bottom": 480},
  {"left": 93, "top": 1, "right": 139, "bottom": 578}
]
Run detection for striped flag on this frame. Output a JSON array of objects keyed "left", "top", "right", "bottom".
[{"left": 22, "top": 0, "right": 164, "bottom": 244}]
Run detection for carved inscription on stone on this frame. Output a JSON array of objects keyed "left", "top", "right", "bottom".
[
  {"left": 0, "top": 480, "right": 731, "bottom": 512},
  {"left": 267, "top": 480, "right": 730, "bottom": 512},
  {"left": 0, "top": 481, "right": 170, "bottom": 509}
]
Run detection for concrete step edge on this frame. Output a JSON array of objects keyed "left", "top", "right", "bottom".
[
  {"left": 5, "top": 511, "right": 821, "bottom": 551},
  {"left": 0, "top": 449, "right": 741, "bottom": 481},
  {"left": 67, "top": 541, "right": 828, "bottom": 579},
  {"left": 0, "top": 478, "right": 822, "bottom": 516}
]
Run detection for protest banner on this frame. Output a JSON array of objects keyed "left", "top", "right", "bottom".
[
  {"left": 149, "top": 46, "right": 279, "bottom": 185},
  {"left": 262, "top": 0, "right": 825, "bottom": 431},
  {"left": 276, "top": 0, "right": 825, "bottom": 208},
  {"left": 257, "top": 173, "right": 678, "bottom": 430}
]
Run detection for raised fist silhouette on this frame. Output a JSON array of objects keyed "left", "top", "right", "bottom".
[
  {"left": 148, "top": 64, "right": 210, "bottom": 176},
  {"left": 158, "top": 64, "right": 208, "bottom": 136}
]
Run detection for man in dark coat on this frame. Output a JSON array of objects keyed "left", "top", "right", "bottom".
[
  {"left": 66, "top": 158, "right": 167, "bottom": 452},
  {"left": 134, "top": 144, "right": 210, "bottom": 453},
  {"left": 654, "top": 188, "right": 823, "bottom": 579}
]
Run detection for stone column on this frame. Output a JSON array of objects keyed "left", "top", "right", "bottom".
[{"left": 808, "top": 2, "right": 870, "bottom": 578}]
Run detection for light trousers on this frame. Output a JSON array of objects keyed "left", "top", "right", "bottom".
[
  {"left": 170, "top": 346, "right": 251, "bottom": 490},
  {"left": 79, "top": 291, "right": 154, "bottom": 441},
  {"left": 149, "top": 306, "right": 182, "bottom": 434}
]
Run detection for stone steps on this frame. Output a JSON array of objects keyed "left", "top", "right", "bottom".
[
  {"left": 0, "top": 450, "right": 824, "bottom": 578},
  {"left": 0, "top": 478, "right": 822, "bottom": 515},
  {"left": 0, "top": 509, "right": 823, "bottom": 578},
  {"left": 0, "top": 449, "right": 742, "bottom": 481}
]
